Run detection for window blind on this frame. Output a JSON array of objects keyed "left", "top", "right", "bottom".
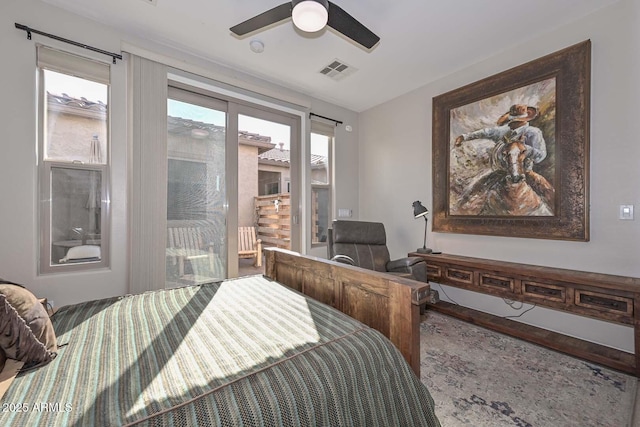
[
  {"left": 37, "top": 44, "right": 110, "bottom": 84},
  {"left": 310, "top": 118, "right": 335, "bottom": 137},
  {"left": 128, "top": 54, "right": 168, "bottom": 294}
]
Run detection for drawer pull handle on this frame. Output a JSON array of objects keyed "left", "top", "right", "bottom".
[{"left": 580, "top": 294, "right": 626, "bottom": 311}]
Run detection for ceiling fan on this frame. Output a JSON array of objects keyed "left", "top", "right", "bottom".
[{"left": 229, "top": 0, "right": 380, "bottom": 49}]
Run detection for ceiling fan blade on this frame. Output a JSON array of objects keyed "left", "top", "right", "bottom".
[
  {"left": 326, "top": 1, "right": 380, "bottom": 49},
  {"left": 230, "top": 3, "right": 293, "bottom": 36}
]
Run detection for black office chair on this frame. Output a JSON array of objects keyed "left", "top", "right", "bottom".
[{"left": 327, "top": 220, "right": 428, "bottom": 283}]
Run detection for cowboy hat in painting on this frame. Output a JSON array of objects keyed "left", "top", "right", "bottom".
[{"left": 497, "top": 104, "right": 538, "bottom": 126}]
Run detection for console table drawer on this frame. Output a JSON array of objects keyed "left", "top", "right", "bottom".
[
  {"left": 523, "top": 281, "right": 567, "bottom": 303},
  {"left": 479, "top": 272, "right": 516, "bottom": 294},
  {"left": 426, "top": 263, "right": 442, "bottom": 281},
  {"left": 444, "top": 267, "right": 474, "bottom": 285},
  {"left": 574, "top": 290, "right": 633, "bottom": 318}
]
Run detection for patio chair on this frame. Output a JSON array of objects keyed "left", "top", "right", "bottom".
[
  {"left": 167, "top": 227, "right": 217, "bottom": 283},
  {"left": 238, "top": 226, "right": 262, "bottom": 267}
]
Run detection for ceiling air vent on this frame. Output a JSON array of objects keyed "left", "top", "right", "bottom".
[{"left": 319, "top": 59, "right": 357, "bottom": 81}]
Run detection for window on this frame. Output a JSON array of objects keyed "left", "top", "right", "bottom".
[
  {"left": 167, "top": 159, "right": 207, "bottom": 220},
  {"left": 310, "top": 122, "right": 333, "bottom": 245},
  {"left": 37, "top": 46, "right": 110, "bottom": 273},
  {"left": 258, "top": 171, "right": 281, "bottom": 195}
]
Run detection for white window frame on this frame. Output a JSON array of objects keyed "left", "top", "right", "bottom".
[
  {"left": 310, "top": 120, "right": 334, "bottom": 248},
  {"left": 37, "top": 45, "right": 111, "bottom": 274}
]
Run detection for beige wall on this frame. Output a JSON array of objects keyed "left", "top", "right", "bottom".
[
  {"left": 358, "top": 0, "right": 640, "bottom": 352},
  {"left": 310, "top": 167, "right": 327, "bottom": 184},
  {"left": 238, "top": 144, "right": 259, "bottom": 227},
  {"left": 47, "top": 111, "right": 107, "bottom": 163}
]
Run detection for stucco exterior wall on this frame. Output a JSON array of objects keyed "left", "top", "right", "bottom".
[{"left": 238, "top": 144, "right": 258, "bottom": 227}]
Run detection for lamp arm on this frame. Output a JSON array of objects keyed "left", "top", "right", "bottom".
[{"left": 423, "top": 216, "right": 428, "bottom": 249}]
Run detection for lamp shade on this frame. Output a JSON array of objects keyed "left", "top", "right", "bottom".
[
  {"left": 292, "top": 0, "right": 329, "bottom": 32},
  {"left": 413, "top": 200, "right": 432, "bottom": 254},
  {"left": 413, "top": 201, "right": 428, "bottom": 219}
]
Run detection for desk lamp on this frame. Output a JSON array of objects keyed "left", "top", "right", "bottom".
[{"left": 412, "top": 201, "right": 432, "bottom": 254}]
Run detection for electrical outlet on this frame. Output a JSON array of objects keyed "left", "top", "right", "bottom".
[{"left": 338, "top": 208, "right": 352, "bottom": 218}]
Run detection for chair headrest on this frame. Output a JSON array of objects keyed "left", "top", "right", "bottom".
[{"left": 332, "top": 221, "right": 387, "bottom": 245}]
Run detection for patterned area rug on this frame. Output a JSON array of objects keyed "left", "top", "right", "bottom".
[{"left": 420, "top": 311, "right": 637, "bottom": 427}]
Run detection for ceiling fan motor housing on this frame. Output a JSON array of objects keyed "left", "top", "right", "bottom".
[
  {"left": 292, "top": 0, "right": 329, "bottom": 10},
  {"left": 292, "top": 0, "right": 329, "bottom": 33}
]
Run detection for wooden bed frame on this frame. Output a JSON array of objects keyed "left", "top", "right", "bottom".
[{"left": 264, "top": 247, "right": 431, "bottom": 376}]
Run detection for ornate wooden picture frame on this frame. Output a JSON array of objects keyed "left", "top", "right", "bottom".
[{"left": 432, "top": 40, "right": 591, "bottom": 241}]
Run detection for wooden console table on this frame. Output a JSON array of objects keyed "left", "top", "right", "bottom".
[{"left": 409, "top": 252, "right": 640, "bottom": 376}]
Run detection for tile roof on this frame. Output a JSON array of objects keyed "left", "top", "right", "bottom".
[
  {"left": 48, "top": 92, "right": 108, "bottom": 112},
  {"left": 258, "top": 148, "right": 327, "bottom": 167}
]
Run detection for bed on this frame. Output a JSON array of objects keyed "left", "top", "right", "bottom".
[{"left": 0, "top": 248, "right": 439, "bottom": 426}]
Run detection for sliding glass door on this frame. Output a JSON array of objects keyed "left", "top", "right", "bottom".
[
  {"left": 166, "top": 87, "right": 227, "bottom": 287},
  {"left": 165, "top": 84, "right": 301, "bottom": 285}
]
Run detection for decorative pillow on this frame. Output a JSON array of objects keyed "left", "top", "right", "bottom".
[
  {"left": 0, "top": 346, "right": 5, "bottom": 372},
  {"left": 0, "top": 284, "right": 57, "bottom": 353},
  {"left": 0, "top": 294, "right": 55, "bottom": 369}
]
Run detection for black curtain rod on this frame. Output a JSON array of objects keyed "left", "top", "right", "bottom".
[
  {"left": 309, "top": 112, "right": 343, "bottom": 126},
  {"left": 15, "top": 23, "right": 123, "bottom": 64}
]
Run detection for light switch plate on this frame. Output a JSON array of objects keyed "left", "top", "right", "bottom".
[
  {"left": 338, "top": 208, "right": 352, "bottom": 218},
  {"left": 619, "top": 204, "right": 634, "bottom": 220}
]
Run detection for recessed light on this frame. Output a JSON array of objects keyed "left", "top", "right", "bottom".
[{"left": 249, "top": 39, "right": 265, "bottom": 53}]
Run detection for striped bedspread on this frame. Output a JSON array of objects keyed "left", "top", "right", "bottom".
[{"left": 0, "top": 275, "right": 440, "bottom": 426}]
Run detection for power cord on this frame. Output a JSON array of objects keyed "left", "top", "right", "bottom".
[
  {"left": 432, "top": 285, "right": 536, "bottom": 318},
  {"left": 502, "top": 298, "right": 524, "bottom": 310},
  {"left": 430, "top": 286, "right": 537, "bottom": 319},
  {"left": 503, "top": 303, "right": 537, "bottom": 319}
]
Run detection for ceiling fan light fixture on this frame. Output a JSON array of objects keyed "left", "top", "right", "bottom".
[{"left": 292, "top": 0, "right": 328, "bottom": 33}]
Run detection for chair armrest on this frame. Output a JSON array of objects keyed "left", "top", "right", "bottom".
[
  {"left": 331, "top": 255, "right": 357, "bottom": 266},
  {"left": 386, "top": 257, "right": 425, "bottom": 271},
  {"left": 387, "top": 257, "right": 428, "bottom": 283}
]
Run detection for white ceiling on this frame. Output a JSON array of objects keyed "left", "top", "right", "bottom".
[{"left": 41, "top": 0, "right": 617, "bottom": 112}]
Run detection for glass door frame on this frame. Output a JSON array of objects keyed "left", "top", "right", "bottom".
[
  {"left": 168, "top": 79, "right": 302, "bottom": 279},
  {"left": 229, "top": 103, "right": 301, "bottom": 277},
  {"left": 167, "top": 86, "right": 229, "bottom": 285}
]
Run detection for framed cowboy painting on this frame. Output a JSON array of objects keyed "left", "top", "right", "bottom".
[{"left": 432, "top": 40, "right": 591, "bottom": 241}]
